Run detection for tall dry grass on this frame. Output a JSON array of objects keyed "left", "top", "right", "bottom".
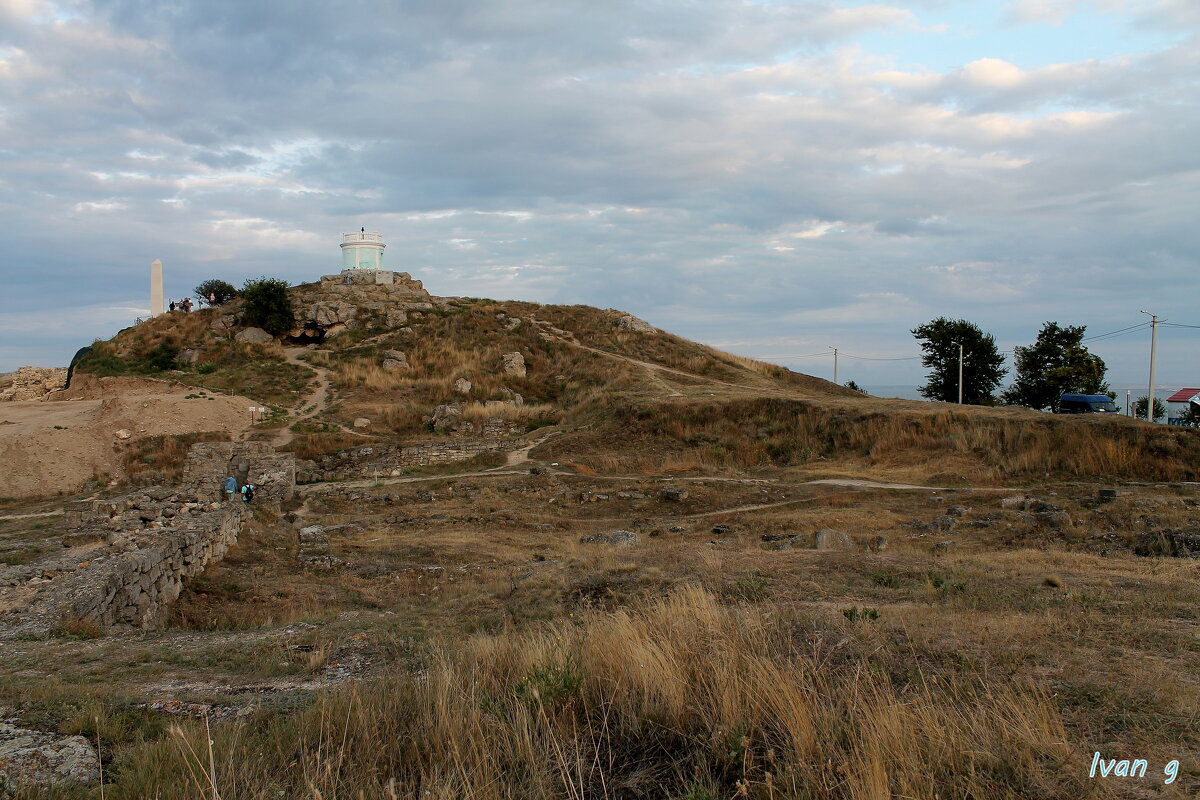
[{"left": 101, "top": 586, "right": 1094, "bottom": 799}]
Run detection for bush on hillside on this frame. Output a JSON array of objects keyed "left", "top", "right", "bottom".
[{"left": 239, "top": 277, "right": 294, "bottom": 336}]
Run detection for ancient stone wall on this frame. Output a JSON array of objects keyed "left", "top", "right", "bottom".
[
  {"left": 299, "top": 437, "right": 519, "bottom": 482},
  {"left": 181, "top": 441, "right": 296, "bottom": 504},
  {"left": 0, "top": 490, "right": 245, "bottom": 636}
]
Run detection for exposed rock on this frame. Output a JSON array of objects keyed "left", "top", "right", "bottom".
[
  {"left": 932, "top": 515, "right": 957, "bottom": 532},
  {"left": 453, "top": 377, "right": 473, "bottom": 394},
  {"left": 114, "top": 429, "right": 132, "bottom": 440},
  {"left": 712, "top": 524, "right": 735, "bottom": 536},
  {"left": 661, "top": 488, "right": 689, "bottom": 502},
  {"left": 1097, "top": 489, "right": 1118, "bottom": 503},
  {"left": 501, "top": 352, "right": 526, "bottom": 378},
  {"left": 234, "top": 327, "right": 274, "bottom": 344},
  {"left": 1133, "top": 528, "right": 1200, "bottom": 558},
  {"left": 0, "top": 366, "right": 68, "bottom": 401},
  {"left": 932, "top": 540, "right": 957, "bottom": 556},
  {"left": 308, "top": 301, "right": 357, "bottom": 328},
  {"left": 381, "top": 349, "right": 408, "bottom": 372},
  {"left": 1000, "top": 495, "right": 1028, "bottom": 510},
  {"left": 0, "top": 722, "right": 99, "bottom": 789},
  {"left": 615, "top": 314, "right": 655, "bottom": 333},
  {"left": 1034, "top": 510, "right": 1072, "bottom": 529},
  {"left": 868, "top": 535, "right": 888, "bottom": 552},
  {"left": 814, "top": 528, "right": 853, "bottom": 549},
  {"left": 424, "top": 403, "right": 471, "bottom": 434},
  {"left": 385, "top": 309, "right": 409, "bottom": 328},
  {"left": 498, "top": 386, "right": 523, "bottom": 405},
  {"left": 178, "top": 348, "right": 199, "bottom": 365},
  {"left": 579, "top": 530, "right": 640, "bottom": 547},
  {"left": 353, "top": 418, "right": 371, "bottom": 429},
  {"left": 946, "top": 505, "right": 970, "bottom": 516}
]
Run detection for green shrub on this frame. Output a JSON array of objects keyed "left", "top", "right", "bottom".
[{"left": 240, "top": 277, "right": 294, "bottom": 336}]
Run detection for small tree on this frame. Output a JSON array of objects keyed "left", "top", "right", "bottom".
[
  {"left": 1133, "top": 396, "right": 1167, "bottom": 422},
  {"left": 239, "top": 277, "right": 294, "bottom": 336},
  {"left": 1177, "top": 405, "right": 1200, "bottom": 428},
  {"left": 912, "top": 317, "right": 1006, "bottom": 404},
  {"left": 844, "top": 380, "right": 865, "bottom": 393},
  {"left": 194, "top": 279, "right": 239, "bottom": 307},
  {"left": 1002, "top": 322, "right": 1109, "bottom": 411}
]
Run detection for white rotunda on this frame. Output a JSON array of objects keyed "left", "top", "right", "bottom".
[{"left": 340, "top": 230, "right": 386, "bottom": 270}]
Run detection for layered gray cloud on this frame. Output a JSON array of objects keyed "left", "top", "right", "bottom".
[{"left": 1, "top": 0, "right": 1197, "bottom": 387}]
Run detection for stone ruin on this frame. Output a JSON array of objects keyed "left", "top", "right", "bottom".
[
  {"left": 181, "top": 440, "right": 296, "bottom": 504},
  {"left": 0, "top": 442, "right": 297, "bottom": 638},
  {"left": 0, "top": 366, "right": 68, "bottom": 401}
]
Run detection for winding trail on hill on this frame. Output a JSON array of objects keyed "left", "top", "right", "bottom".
[
  {"left": 529, "top": 319, "right": 796, "bottom": 401},
  {"left": 272, "top": 347, "right": 370, "bottom": 447}
]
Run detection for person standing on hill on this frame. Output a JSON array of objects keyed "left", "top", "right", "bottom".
[
  {"left": 241, "top": 483, "right": 255, "bottom": 504},
  {"left": 224, "top": 475, "right": 237, "bottom": 502},
  {"left": 169, "top": 299, "right": 176, "bottom": 312}
]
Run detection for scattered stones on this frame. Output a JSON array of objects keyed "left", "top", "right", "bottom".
[
  {"left": 712, "top": 524, "right": 735, "bottom": 536},
  {"left": 868, "top": 535, "right": 888, "bottom": 552},
  {"left": 453, "top": 377, "right": 472, "bottom": 394},
  {"left": 424, "top": 403, "right": 466, "bottom": 433},
  {"left": 615, "top": 314, "right": 654, "bottom": 333},
  {"left": 1000, "top": 495, "right": 1028, "bottom": 510},
  {"left": 498, "top": 386, "right": 523, "bottom": 405},
  {"left": 661, "top": 488, "right": 689, "bottom": 502},
  {"left": 616, "top": 491, "right": 649, "bottom": 500},
  {"left": 501, "top": 352, "right": 526, "bottom": 378},
  {"left": 0, "top": 722, "right": 99, "bottom": 789},
  {"left": 815, "top": 528, "right": 853, "bottom": 549},
  {"left": 146, "top": 699, "right": 252, "bottom": 721},
  {"left": 579, "top": 530, "right": 640, "bottom": 547},
  {"left": 234, "top": 326, "right": 274, "bottom": 344},
  {"left": 946, "top": 505, "right": 970, "bottom": 516},
  {"left": 1097, "top": 489, "right": 1118, "bottom": 503}
]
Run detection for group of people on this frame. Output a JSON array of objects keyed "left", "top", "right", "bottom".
[
  {"left": 223, "top": 475, "right": 257, "bottom": 504},
  {"left": 168, "top": 297, "right": 194, "bottom": 313}
]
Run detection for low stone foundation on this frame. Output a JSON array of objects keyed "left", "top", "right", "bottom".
[
  {"left": 300, "top": 437, "right": 519, "bottom": 482},
  {"left": 181, "top": 441, "right": 296, "bottom": 504},
  {"left": 0, "top": 489, "right": 245, "bottom": 636}
]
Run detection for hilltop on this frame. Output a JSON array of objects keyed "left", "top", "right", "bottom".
[{"left": 54, "top": 268, "right": 1200, "bottom": 495}]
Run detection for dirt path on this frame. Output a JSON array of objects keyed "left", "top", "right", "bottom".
[{"left": 272, "top": 348, "right": 370, "bottom": 447}]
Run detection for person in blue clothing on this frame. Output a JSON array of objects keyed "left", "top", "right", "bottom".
[
  {"left": 224, "top": 476, "right": 237, "bottom": 502},
  {"left": 240, "top": 483, "right": 255, "bottom": 504}
]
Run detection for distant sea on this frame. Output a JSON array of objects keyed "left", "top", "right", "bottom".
[{"left": 862, "top": 385, "right": 925, "bottom": 401}]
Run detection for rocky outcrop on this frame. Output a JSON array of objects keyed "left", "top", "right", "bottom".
[
  {"left": 580, "top": 530, "right": 640, "bottom": 547},
  {"left": 616, "top": 314, "right": 655, "bottom": 333},
  {"left": 0, "top": 722, "right": 99, "bottom": 790},
  {"left": 0, "top": 366, "right": 68, "bottom": 401},
  {"left": 502, "top": 352, "right": 526, "bottom": 378},
  {"left": 284, "top": 270, "right": 432, "bottom": 342},
  {"left": 234, "top": 327, "right": 274, "bottom": 344},
  {"left": 814, "top": 528, "right": 853, "bottom": 549},
  {"left": 453, "top": 377, "right": 473, "bottom": 394},
  {"left": 381, "top": 349, "right": 409, "bottom": 371}
]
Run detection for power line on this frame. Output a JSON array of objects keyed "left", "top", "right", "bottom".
[{"left": 1162, "top": 322, "right": 1200, "bottom": 329}]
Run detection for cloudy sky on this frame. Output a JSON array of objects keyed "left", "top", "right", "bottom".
[{"left": 1, "top": 0, "right": 1197, "bottom": 391}]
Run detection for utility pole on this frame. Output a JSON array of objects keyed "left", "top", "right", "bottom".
[
  {"left": 1140, "top": 311, "right": 1160, "bottom": 422},
  {"left": 831, "top": 347, "right": 838, "bottom": 386},
  {"left": 1126, "top": 389, "right": 1131, "bottom": 416},
  {"left": 957, "top": 342, "right": 964, "bottom": 404}
]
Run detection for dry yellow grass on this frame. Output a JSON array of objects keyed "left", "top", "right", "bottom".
[{"left": 105, "top": 586, "right": 1093, "bottom": 800}]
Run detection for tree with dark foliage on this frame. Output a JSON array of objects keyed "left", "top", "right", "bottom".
[
  {"left": 1002, "top": 322, "right": 1109, "bottom": 411},
  {"left": 194, "top": 279, "right": 239, "bottom": 307},
  {"left": 239, "top": 277, "right": 294, "bottom": 336},
  {"left": 912, "top": 317, "right": 1006, "bottom": 404}
]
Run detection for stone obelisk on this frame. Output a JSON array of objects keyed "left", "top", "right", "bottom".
[{"left": 150, "top": 259, "right": 164, "bottom": 316}]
